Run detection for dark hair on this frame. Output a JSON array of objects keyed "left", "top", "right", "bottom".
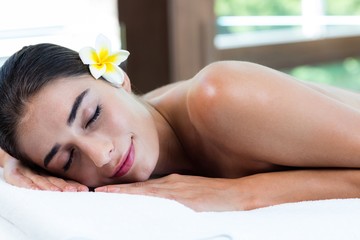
[{"left": 0, "top": 43, "right": 90, "bottom": 162}]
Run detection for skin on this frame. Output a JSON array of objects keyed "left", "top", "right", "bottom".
[{"left": 2, "top": 61, "right": 360, "bottom": 211}]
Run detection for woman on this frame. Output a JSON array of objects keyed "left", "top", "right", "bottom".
[{"left": 1, "top": 37, "right": 360, "bottom": 212}]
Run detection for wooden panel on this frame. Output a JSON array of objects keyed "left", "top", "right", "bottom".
[
  {"left": 168, "top": 0, "right": 215, "bottom": 81},
  {"left": 118, "top": 0, "right": 170, "bottom": 93},
  {"left": 216, "top": 35, "right": 360, "bottom": 69}
]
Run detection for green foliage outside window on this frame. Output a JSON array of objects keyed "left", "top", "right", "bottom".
[
  {"left": 215, "top": 0, "right": 360, "bottom": 34},
  {"left": 215, "top": 0, "right": 301, "bottom": 16},
  {"left": 285, "top": 58, "right": 360, "bottom": 91},
  {"left": 215, "top": 0, "right": 301, "bottom": 34},
  {"left": 215, "top": 0, "right": 360, "bottom": 17},
  {"left": 326, "top": 0, "right": 360, "bottom": 15}
]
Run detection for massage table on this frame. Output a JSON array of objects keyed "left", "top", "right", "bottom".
[{"left": 1, "top": 169, "right": 359, "bottom": 240}]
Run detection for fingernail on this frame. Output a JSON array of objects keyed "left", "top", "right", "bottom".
[
  {"left": 111, "top": 188, "right": 121, "bottom": 193},
  {"left": 78, "top": 186, "right": 89, "bottom": 192},
  {"left": 65, "top": 186, "right": 77, "bottom": 192},
  {"left": 95, "top": 187, "right": 105, "bottom": 192},
  {"left": 50, "top": 186, "right": 61, "bottom": 192}
]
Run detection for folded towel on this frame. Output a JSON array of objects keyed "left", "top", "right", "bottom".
[{"left": 1, "top": 169, "right": 360, "bottom": 240}]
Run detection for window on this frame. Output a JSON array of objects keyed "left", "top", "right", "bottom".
[
  {"left": 215, "top": 0, "right": 360, "bottom": 48},
  {"left": 0, "top": 0, "right": 121, "bottom": 66}
]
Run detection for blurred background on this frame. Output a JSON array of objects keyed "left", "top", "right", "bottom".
[{"left": 1, "top": 0, "right": 360, "bottom": 93}]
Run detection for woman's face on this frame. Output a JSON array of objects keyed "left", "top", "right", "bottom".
[{"left": 17, "top": 75, "right": 159, "bottom": 187}]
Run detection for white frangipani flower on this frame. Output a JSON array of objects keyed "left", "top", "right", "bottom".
[{"left": 79, "top": 34, "right": 130, "bottom": 86}]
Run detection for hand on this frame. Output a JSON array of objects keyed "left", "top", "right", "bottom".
[
  {"left": 2, "top": 156, "right": 88, "bottom": 192},
  {"left": 95, "top": 174, "right": 246, "bottom": 212}
]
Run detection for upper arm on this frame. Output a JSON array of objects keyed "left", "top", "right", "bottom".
[{"left": 187, "top": 61, "right": 360, "bottom": 168}]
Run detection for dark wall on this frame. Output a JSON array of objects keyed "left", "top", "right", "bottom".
[{"left": 118, "top": 0, "right": 170, "bottom": 94}]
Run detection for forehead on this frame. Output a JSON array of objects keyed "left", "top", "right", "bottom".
[
  {"left": 17, "top": 76, "right": 95, "bottom": 161},
  {"left": 22, "top": 76, "right": 91, "bottom": 128}
]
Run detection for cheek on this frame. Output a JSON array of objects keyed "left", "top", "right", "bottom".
[
  {"left": 103, "top": 98, "right": 145, "bottom": 133},
  {"left": 103, "top": 109, "right": 129, "bottom": 134}
]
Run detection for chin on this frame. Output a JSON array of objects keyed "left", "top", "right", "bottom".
[
  {"left": 133, "top": 168, "right": 153, "bottom": 182},
  {"left": 132, "top": 160, "right": 157, "bottom": 182},
  {"left": 84, "top": 179, "right": 106, "bottom": 188},
  {"left": 131, "top": 145, "right": 159, "bottom": 182}
]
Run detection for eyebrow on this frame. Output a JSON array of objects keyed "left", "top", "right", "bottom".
[
  {"left": 43, "top": 89, "right": 89, "bottom": 167},
  {"left": 67, "top": 89, "right": 89, "bottom": 126},
  {"left": 44, "top": 143, "right": 60, "bottom": 167}
]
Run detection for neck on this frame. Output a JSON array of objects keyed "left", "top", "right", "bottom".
[{"left": 146, "top": 102, "right": 194, "bottom": 177}]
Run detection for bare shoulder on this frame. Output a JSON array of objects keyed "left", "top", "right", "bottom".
[
  {"left": 188, "top": 61, "right": 360, "bottom": 112},
  {"left": 144, "top": 60, "right": 278, "bottom": 106},
  {"left": 187, "top": 60, "right": 288, "bottom": 102},
  {"left": 186, "top": 61, "right": 282, "bottom": 134}
]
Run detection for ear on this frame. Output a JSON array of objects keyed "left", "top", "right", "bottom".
[{"left": 121, "top": 71, "right": 132, "bottom": 93}]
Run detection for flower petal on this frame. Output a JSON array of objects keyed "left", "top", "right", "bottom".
[
  {"left": 79, "top": 47, "right": 99, "bottom": 64},
  {"left": 98, "top": 48, "right": 110, "bottom": 63},
  {"left": 95, "top": 34, "right": 112, "bottom": 54},
  {"left": 89, "top": 64, "right": 106, "bottom": 79},
  {"left": 106, "top": 50, "right": 130, "bottom": 65},
  {"left": 102, "top": 63, "right": 125, "bottom": 86}
]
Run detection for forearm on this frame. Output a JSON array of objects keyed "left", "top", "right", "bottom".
[{"left": 240, "top": 169, "right": 360, "bottom": 210}]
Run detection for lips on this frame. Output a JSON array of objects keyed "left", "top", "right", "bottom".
[{"left": 112, "top": 141, "right": 135, "bottom": 178}]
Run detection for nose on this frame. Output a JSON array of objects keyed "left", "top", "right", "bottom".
[{"left": 76, "top": 135, "right": 113, "bottom": 168}]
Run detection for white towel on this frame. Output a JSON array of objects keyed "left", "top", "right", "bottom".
[{"left": 1, "top": 168, "right": 360, "bottom": 240}]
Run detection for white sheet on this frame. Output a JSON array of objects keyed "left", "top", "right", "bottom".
[{"left": 1, "top": 168, "right": 360, "bottom": 240}]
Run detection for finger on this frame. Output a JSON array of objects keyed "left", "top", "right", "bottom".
[
  {"left": 25, "top": 173, "right": 62, "bottom": 191},
  {"left": 94, "top": 185, "right": 111, "bottom": 192},
  {"left": 20, "top": 167, "right": 64, "bottom": 191},
  {"left": 95, "top": 184, "right": 171, "bottom": 198},
  {"left": 95, "top": 177, "right": 181, "bottom": 193},
  {"left": 65, "top": 180, "right": 89, "bottom": 192},
  {"left": 46, "top": 177, "right": 79, "bottom": 192},
  {"left": 95, "top": 181, "right": 143, "bottom": 192},
  {"left": 52, "top": 178, "right": 89, "bottom": 192},
  {"left": 95, "top": 182, "right": 148, "bottom": 193},
  {"left": 41, "top": 176, "right": 89, "bottom": 192}
]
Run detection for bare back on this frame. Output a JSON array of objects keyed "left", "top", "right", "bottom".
[{"left": 144, "top": 61, "right": 360, "bottom": 178}]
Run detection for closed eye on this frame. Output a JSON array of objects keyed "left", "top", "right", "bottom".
[
  {"left": 85, "top": 105, "right": 102, "bottom": 128},
  {"left": 63, "top": 148, "right": 74, "bottom": 172}
]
